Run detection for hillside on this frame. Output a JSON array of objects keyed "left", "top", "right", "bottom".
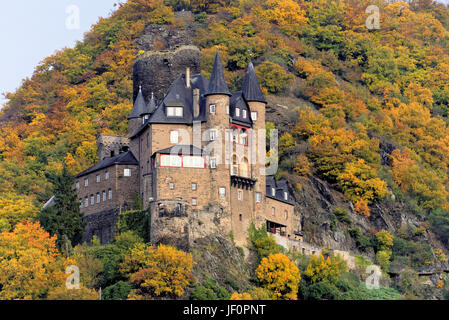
[{"left": 2, "top": 0, "right": 449, "bottom": 299}]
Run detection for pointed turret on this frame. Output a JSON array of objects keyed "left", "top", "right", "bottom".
[
  {"left": 242, "top": 61, "right": 266, "bottom": 104},
  {"left": 147, "top": 92, "right": 157, "bottom": 114},
  {"left": 129, "top": 85, "right": 147, "bottom": 119},
  {"left": 205, "top": 50, "right": 231, "bottom": 97}
]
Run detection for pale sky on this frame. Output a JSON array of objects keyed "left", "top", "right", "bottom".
[{"left": 0, "top": 0, "right": 122, "bottom": 109}]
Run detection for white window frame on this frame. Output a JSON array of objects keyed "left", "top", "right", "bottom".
[
  {"left": 226, "top": 105, "right": 229, "bottom": 114},
  {"left": 210, "top": 130, "right": 216, "bottom": 141},
  {"left": 91, "top": 195, "right": 95, "bottom": 206},
  {"left": 103, "top": 191, "right": 106, "bottom": 202},
  {"left": 256, "top": 192, "right": 262, "bottom": 203},
  {"left": 124, "top": 168, "right": 131, "bottom": 177},
  {"left": 108, "top": 189, "right": 112, "bottom": 200},
  {"left": 242, "top": 109, "right": 247, "bottom": 119},
  {"left": 97, "top": 193, "right": 101, "bottom": 204},
  {"left": 85, "top": 197, "right": 89, "bottom": 207},
  {"left": 76, "top": 181, "right": 80, "bottom": 190},
  {"left": 169, "top": 182, "right": 175, "bottom": 190},
  {"left": 105, "top": 170, "right": 109, "bottom": 180},
  {"left": 272, "top": 188, "right": 276, "bottom": 197},
  {"left": 96, "top": 175, "right": 101, "bottom": 183},
  {"left": 219, "top": 187, "right": 226, "bottom": 198},
  {"left": 170, "top": 130, "right": 179, "bottom": 144},
  {"left": 210, "top": 104, "right": 216, "bottom": 114},
  {"left": 84, "top": 179, "right": 89, "bottom": 187},
  {"left": 238, "top": 190, "right": 243, "bottom": 201},
  {"left": 235, "top": 108, "right": 240, "bottom": 117},
  {"left": 210, "top": 158, "right": 217, "bottom": 169},
  {"left": 192, "top": 198, "right": 197, "bottom": 206},
  {"left": 284, "top": 192, "right": 288, "bottom": 201},
  {"left": 251, "top": 112, "right": 258, "bottom": 121},
  {"left": 192, "top": 183, "right": 197, "bottom": 191}
]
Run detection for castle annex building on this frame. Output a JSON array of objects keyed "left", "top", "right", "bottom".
[{"left": 75, "top": 50, "right": 303, "bottom": 248}]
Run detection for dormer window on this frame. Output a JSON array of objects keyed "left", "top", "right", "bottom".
[
  {"left": 271, "top": 188, "right": 276, "bottom": 196},
  {"left": 284, "top": 192, "right": 288, "bottom": 201},
  {"left": 167, "top": 106, "right": 183, "bottom": 117},
  {"left": 242, "top": 110, "right": 247, "bottom": 119},
  {"left": 235, "top": 108, "right": 240, "bottom": 117}
]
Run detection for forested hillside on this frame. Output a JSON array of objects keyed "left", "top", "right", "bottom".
[{"left": 2, "top": 0, "right": 449, "bottom": 300}]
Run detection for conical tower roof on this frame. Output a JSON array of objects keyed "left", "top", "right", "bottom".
[
  {"left": 143, "top": 92, "right": 157, "bottom": 116},
  {"left": 129, "top": 85, "right": 147, "bottom": 119},
  {"left": 242, "top": 61, "right": 266, "bottom": 103},
  {"left": 205, "top": 50, "right": 231, "bottom": 97}
]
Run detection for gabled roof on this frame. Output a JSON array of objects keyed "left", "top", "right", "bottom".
[
  {"left": 129, "top": 86, "right": 147, "bottom": 119},
  {"left": 75, "top": 151, "right": 139, "bottom": 178},
  {"left": 205, "top": 50, "right": 231, "bottom": 97},
  {"left": 230, "top": 91, "right": 253, "bottom": 127},
  {"left": 152, "top": 145, "right": 208, "bottom": 157},
  {"left": 242, "top": 62, "right": 267, "bottom": 104},
  {"left": 266, "top": 176, "right": 294, "bottom": 205},
  {"left": 148, "top": 73, "right": 209, "bottom": 125}
]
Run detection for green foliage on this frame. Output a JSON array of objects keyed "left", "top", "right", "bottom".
[
  {"left": 116, "top": 209, "right": 151, "bottom": 242},
  {"left": 37, "top": 165, "right": 85, "bottom": 249},
  {"left": 255, "top": 61, "right": 294, "bottom": 94},
  {"left": 429, "top": 209, "right": 449, "bottom": 248},
  {"left": 348, "top": 227, "right": 374, "bottom": 252},
  {"left": 102, "top": 281, "right": 132, "bottom": 300},
  {"left": 191, "top": 278, "right": 231, "bottom": 300},
  {"left": 392, "top": 237, "right": 434, "bottom": 268},
  {"left": 333, "top": 208, "right": 351, "bottom": 224},
  {"left": 247, "top": 223, "right": 281, "bottom": 261}
]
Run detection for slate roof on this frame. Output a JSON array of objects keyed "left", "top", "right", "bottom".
[
  {"left": 152, "top": 145, "right": 208, "bottom": 157},
  {"left": 144, "top": 92, "right": 157, "bottom": 116},
  {"left": 266, "top": 176, "right": 294, "bottom": 205},
  {"left": 205, "top": 50, "right": 231, "bottom": 97},
  {"left": 129, "top": 86, "right": 147, "bottom": 119},
  {"left": 230, "top": 91, "right": 253, "bottom": 127},
  {"left": 148, "top": 73, "right": 209, "bottom": 125},
  {"left": 75, "top": 151, "right": 139, "bottom": 178},
  {"left": 242, "top": 62, "right": 267, "bottom": 104}
]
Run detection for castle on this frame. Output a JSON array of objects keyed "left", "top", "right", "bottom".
[{"left": 74, "top": 49, "right": 304, "bottom": 249}]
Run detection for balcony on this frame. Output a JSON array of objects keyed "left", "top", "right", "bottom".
[{"left": 230, "top": 175, "right": 257, "bottom": 190}]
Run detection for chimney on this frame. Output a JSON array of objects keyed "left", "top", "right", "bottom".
[
  {"left": 193, "top": 88, "right": 200, "bottom": 117},
  {"left": 186, "top": 67, "right": 191, "bottom": 88}
]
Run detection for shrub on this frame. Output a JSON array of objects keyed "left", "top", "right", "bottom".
[
  {"left": 304, "top": 281, "right": 340, "bottom": 300},
  {"left": 255, "top": 61, "right": 294, "bottom": 94},
  {"left": 102, "top": 281, "right": 132, "bottom": 300},
  {"left": 304, "top": 253, "right": 347, "bottom": 284},
  {"left": 191, "top": 278, "right": 230, "bottom": 300}
]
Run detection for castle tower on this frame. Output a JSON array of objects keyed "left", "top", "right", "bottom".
[
  {"left": 204, "top": 50, "right": 232, "bottom": 210},
  {"left": 242, "top": 61, "right": 267, "bottom": 228},
  {"left": 129, "top": 85, "right": 147, "bottom": 136}
]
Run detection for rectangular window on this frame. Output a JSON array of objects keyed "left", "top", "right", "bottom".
[
  {"left": 167, "top": 107, "right": 183, "bottom": 117},
  {"left": 219, "top": 187, "right": 226, "bottom": 198},
  {"left": 238, "top": 191, "right": 242, "bottom": 201},
  {"left": 192, "top": 183, "right": 197, "bottom": 191},
  {"left": 251, "top": 112, "right": 258, "bottom": 121},
  {"left": 79, "top": 199, "right": 83, "bottom": 208},
  {"left": 210, "top": 158, "right": 217, "bottom": 169},
  {"left": 108, "top": 189, "right": 112, "bottom": 200},
  {"left": 239, "top": 214, "right": 243, "bottom": 222},
  {"left": 242, "top": 109, "right": 247, "bottom": 119},
  {"left": 272, "top": 207, "right": 275, "bottom": 216},
  {"left": 284, "top": 192, "right": 288, "bottom": 201},
  {"left": 124, "top": 168, "right": 131, "bottom": 177},
  {"left": 272, "top": 188, "right": 276, "bottom": 197},
  {"left": 183, "top": 156, "right": 205, "bottom": 168},
  {"left": 226, "top": 105, "right": 229, "bottom": 114},
  {"left": 192, "top": 198, "right": 197, "bottom": 206},
  {"left": 169, "top": 182, "right": 175, "bottom": 190},
  {"left": 210, "top": 104, "right": 216, "bottom": 114},
  {"left": 105, "top": 170, "right": 109, "bottom": 180},
  {"left": 235, "top": 108, "right": 240, "bottom": 117},
  {"left": 84, "top": 179, "right": 89, "bottom": 187},
  {"left": 170, "top": 131, "right": 179, "bottom": 144},
  {"left": 160, "top": 154, "right": 182, "bottom": 167},
  {"left": 85, "top": 197, "right": 89, "bottom": 207},
  {"left": 210, "top": 130, "right": 216, "bottom": 141},
  {"left": 91, "top": 195, "right": 95, "bottom": 205},
  {"left": 97, "top": 193, "right": 100, "bottom": 204},
  {"left": 76, "top": 182, "right": 80, "bottom": 190},
  {"left": 103, "top": 191, "right": 106, "bottom": 202},
  {"left": 256, "top": 192, "right": 262, "bottom": 203}
]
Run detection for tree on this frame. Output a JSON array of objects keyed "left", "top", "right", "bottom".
[
  {"left": 255, "top": 61, "right": 294, "bottom": 94},
  {"left": 304, "top": 253, "right": 347, "bottom": 285},
  {"left": 0, "top": 193, "right": 38, "bottom": 232},
  {"left": 121, "top": 244, "right": 195, "bottom": 298},
  {"left": 255, "top": 253, "right": 301, "bottom": 300},
  {"left": 38, "top": 165, "right": 85, "bottom": 250},
  {"left": 0, "top": 221, "right": 67, "bottom": 300}
]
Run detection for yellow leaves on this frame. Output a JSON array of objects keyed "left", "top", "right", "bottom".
[
  {"left": 255, "top": 253, "right": 301, "bottom": 300},
  {"left": 230, "top": 292, "right": 253, "bottom": 300},
  {"left": 376, "top": 230, "right": 394, "bottom": 250},
  {"left": 121, "top": 244, "right": 195, "bottom": 298},
  {"left": 435, "top": 248, "right": 448, "bottom": 262},
  {"left": 0, "top": 221, "right": 66, "bottom": 300},
  {"left": 294, "top": 155, "right": 312, "bottom": 176},
  {"left": 304, "top": 253, "right": 347, "bottom": 285},
  {"left": 0, "top": 194, "right": 38, "bottom": 232},
  {"left": 259, "top": 0, "right": 308, "bottom": 36}
]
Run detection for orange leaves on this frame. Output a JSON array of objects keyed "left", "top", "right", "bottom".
[
  {"left": 255, "top": 253, "right": 301, "bottom": 300},
  {"left": 354, "top": 199, "right": 370, "bottom": 217}
]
